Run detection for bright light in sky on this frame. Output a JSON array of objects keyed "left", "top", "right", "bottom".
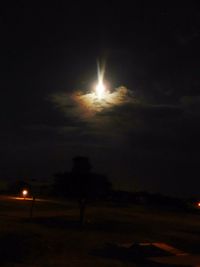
[
  {"left": 95, "top": 80, "right": 106, "bottom": 100},
  {"left": 51, "top": 61, "right": 135, "bottom": 120},
  {"left": 95, "top": 61, "right": 107, "bottom": 100}
]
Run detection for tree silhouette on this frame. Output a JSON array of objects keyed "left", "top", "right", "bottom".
[
  {"left": 53, "top": 156, "right": 112, "bottom": 226},
  {"left": 72, "top": 156, "right": 92, "bottom": 226}
]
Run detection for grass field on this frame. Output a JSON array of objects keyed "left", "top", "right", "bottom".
[{"left": 0, "top": 196, "right": 199, "bottom": 266}]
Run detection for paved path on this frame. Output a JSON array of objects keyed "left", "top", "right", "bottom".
[
  {"left": 150, "top": 242, "right": 200, "bottom": 266},
  {"left": 119, "top": 242, "right": 200, "bottom": 266}
]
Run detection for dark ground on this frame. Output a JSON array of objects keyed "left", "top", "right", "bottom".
[{"left": 0, "top": 195, "right": 199, "bottom": 266}]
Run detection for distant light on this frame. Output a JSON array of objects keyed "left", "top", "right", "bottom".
[
  {"left": 22, "top": 189, "right": 28, "bottom": 198},
  {"left": 198, "top": 202, "right": 200, "bottom": 207}
]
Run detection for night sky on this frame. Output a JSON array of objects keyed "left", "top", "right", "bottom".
[{"left": 0, "top": 3, "right": 200, "bottom": 197}]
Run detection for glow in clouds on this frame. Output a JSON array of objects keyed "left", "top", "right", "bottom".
[
  {"left": 95, "top": 80, "right": 106, "bottom": 100},
  {"left": 51, "top": 63, "right": 135, "bottom": 121},
  {"left": 51, "top": 86, "right": 134, "bottom": 121}
]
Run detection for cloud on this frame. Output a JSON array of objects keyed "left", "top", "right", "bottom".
[
  {"left": 51, "top": 86, "right": 135, "bottom": 121},
  {"left": 46, "top": 88, "right": 200, "bottom": 171},
  {"left": 50, "top": 86, "right": 139, "bottom": 140},
  {"left": 50, "top": 85, "right": 185, "bottom": 150}
]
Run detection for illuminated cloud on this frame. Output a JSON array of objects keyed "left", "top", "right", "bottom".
[
  {"left": 51, "top": 86, "right": 136, "bottom": 121},
  {"left": 50, "top": 84, "right": 185, "bottom": 151}
]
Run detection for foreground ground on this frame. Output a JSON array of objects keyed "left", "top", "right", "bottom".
[{"left": 0, "top": 195, "right": 199, "bottom": 266}]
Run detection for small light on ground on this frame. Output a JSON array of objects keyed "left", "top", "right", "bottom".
[{"left": 22, "top": 189, "right": 28, "bottom": 198}]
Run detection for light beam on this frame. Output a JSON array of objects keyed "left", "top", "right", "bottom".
[{"left": 95, "top": 61, "right": 106, "bottom": 100}]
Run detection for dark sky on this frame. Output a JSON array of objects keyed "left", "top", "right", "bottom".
[{"left": 0, "top": 3, "right": 200, "bottom": 197}]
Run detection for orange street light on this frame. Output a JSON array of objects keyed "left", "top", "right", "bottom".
[{"left": 22, "top": 189, "right": 28, "bottom": 199}]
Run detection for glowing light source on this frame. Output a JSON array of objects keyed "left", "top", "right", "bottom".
[
  {"left": 51, "top": 60, "right": 134, "bottom": 120},
  {"left": 95, "top": 80, "right": 106, "bottom": 100},
  {"left": 95, "top": 61, "right": 106, "bottom": 100},
  {"left": 198, "top": 202, "right": 200, "bottom": 207},
  {"left": 22, "top": 189, "right": 28, "bottom": 199}
]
